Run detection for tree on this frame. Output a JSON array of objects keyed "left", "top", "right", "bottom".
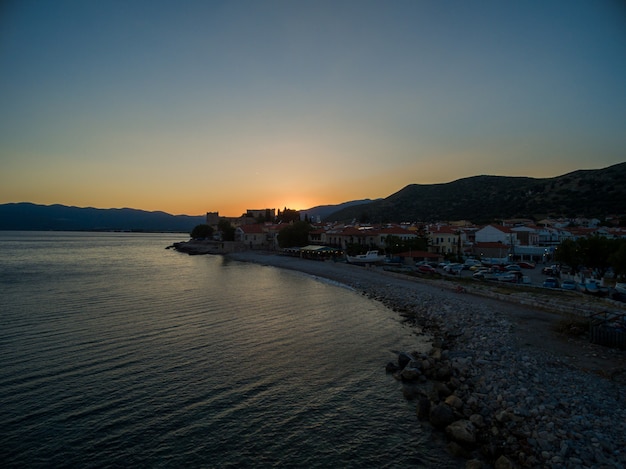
[
  {"left": 217, "top": 219, "right": 235, "bottom": 241},
  {"left": 190, "top": 224, "right": 213, "bottom": 239},
  {"left": 277, "top": 221, "right": 311, "bottom": 248}
]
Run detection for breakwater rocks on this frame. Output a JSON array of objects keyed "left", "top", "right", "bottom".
[
  {"left": 168, "top": 240, "right": 245, "bottom": 255},
  {"left": 376, "top": 289, "right": 626, "bottom": 468}
]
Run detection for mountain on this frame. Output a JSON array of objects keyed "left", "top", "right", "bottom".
[
  {"left": 300, "top": 199, "right": 380, "bottom": 221},
  {"left": 324, "top": 162, "right": 626, "bottom": 223},
  {"left": 0, "top": 203, "right": 205, "bottom": 232}
]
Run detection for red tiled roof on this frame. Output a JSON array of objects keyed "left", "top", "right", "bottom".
[{"left": 238, "top": 224, "right": 265, "bottom": 234}]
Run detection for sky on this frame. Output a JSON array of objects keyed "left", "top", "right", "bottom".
[{"left": 1, "top": 0, "right": 625, "bottom": 216}]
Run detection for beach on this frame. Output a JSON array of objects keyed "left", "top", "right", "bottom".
[{"left": 228, "top": 251, "right": 626, "bottom": 468}]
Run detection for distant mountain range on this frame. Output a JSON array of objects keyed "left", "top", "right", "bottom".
[
  {"left": 0, "top": 203, "right": 205, "bottom": 232},
  {"left": 324, "top": 162, "right": 626, "bottom": 223},
  {"left": 2, "top": 163, "right": 624, "bottom": 231}
]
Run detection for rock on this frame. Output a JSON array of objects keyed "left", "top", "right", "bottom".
[
  {"left": 385, "top": 362, "right": 399, "bottom": 373},
  {"left": 417, "top": 397, "right": 431, "bottom": 420},
  {"left": 402, "top": 385, "right": 421, "bottom": 400},
  {"left": 444, "top": 394, "right": 464, "bottom": 410},
  {"left": 469, "top": 414, "right": 485, "bottom": 428},
  {"left": 400, "top": 366, "right": 422, "bottom": 381},
  {"left": 430, "top": 403, "right": 456, "bottom": 429},
  {"left": 435, "top": 363, "right": 453, "bottom": 381},
  {"left": 447, "top": 441, "right": 472, "bottom": 458},
  {"left": 432, "top": 381, "right": 452, "bottom": 399},
  {"left": 445, "top": 419, "right": 477, "bottom": 445},
  {"left": 466, "top": 459, "right": 483, "bottom": 469},
  {"left": 494, "top": 455, "right": 513, "bottom": 469},
  {"left": 398, "top": 352, "right": 415, "bottom": 369}
]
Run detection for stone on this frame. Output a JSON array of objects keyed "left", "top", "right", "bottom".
[
  {"left": 429, "top": 403, "right": 456, "bottom": 429},
  {"left": 416, "top": 397, "right": 431, "bottom": 421},
  {"left": 445, "top": 419, "right": 477, "bottom": 445},
  {"left": 435, "top": 363, "right": 453, "bottom": 381},
  {"left": 465, "top": 459, "right": 483, "bottom": 469},
  {"left": 398, "top": 351, "right": 415, "bottom": 369},
  {"left": 494, "top": 455, "right": 513, "bottom": 469},
  {"left": 400, "top": 366, "right": 422, "bottom": 381},
  {"left": 447, "top": 441, "right": 471, "bottom": 458},
  {"left": 444, "top": 394, "right": 464, "bottom": 410},
  {"left": 469, "top": 413, "right": 485, "bottom": 428},
  {"left": 385, "top": 362, "right": 399, "bottom": 373},
  {"left": 432, "top": 381, "right": 452, "bottom": 399}
]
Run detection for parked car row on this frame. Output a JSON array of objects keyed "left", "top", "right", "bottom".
[{"left": 407, "top": 259, "right": 625, "bottom": 302}]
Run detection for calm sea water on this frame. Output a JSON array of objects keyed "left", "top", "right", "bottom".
[{"left": 0, "top": 232, "right": 457, "bottom": 468}]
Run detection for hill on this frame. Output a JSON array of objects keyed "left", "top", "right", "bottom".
[
  {"left": 0, "top": 203, "right": 205, "bottom": 232},
  {"left": 300, "top": 199, "right": 380, "bottom": 221},
  {"left": 325, "top": 162, "right": 626, "bottom": 223}
]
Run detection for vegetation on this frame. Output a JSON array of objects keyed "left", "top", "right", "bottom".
[
  {"left": 218, "top": 219, "right": 235, "bottom": 241},
  {"left": 383, "top": 234, "right": 429, "bottom": 255},
  {"left": 277, "top": 221, "right": 311, "bottom": 248},
  {"left": 277, "top": 208, "right": 300, "bottom": 224},
  {"left": 190, "top": 224, "right": 214, "bottom": 239},
  {"left": 555, "top": 236, "right": 626, "bottom": 279}
]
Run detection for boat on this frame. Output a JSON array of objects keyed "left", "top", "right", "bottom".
[{"left": 346, "top": 250, "right": 386, "bottom": 265}]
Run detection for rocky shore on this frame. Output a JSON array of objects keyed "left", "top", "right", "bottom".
[{"left": 226, "top": 251, "right": 626, "bottom": 468}]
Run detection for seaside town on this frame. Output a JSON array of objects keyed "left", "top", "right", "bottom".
[{"left": 178, "top": 208, "right": 626, "bottom": 295}]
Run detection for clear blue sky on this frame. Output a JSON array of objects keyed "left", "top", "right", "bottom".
[{"left": 1, "top": 0, "right": 625, "bottom": 215}]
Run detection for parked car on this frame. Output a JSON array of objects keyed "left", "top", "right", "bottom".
[
  {"left": 517, "top": 261, "right": 535, "bottom": 269},
  {"left": 561, "top": 280, "right": 577, "bottom": 291},
  {"left": 416, "top": 264, "right": 437, "bottom": 274},
  {"left": 443, "top": 263, "right": 463, "bottom": 275},
  {"left": 497, "top": 272, "right": 519, "bottom": 283},
  {"left": 543, "top": 278, "right": 560, "bottom": 288},
  {"left": 505, "top": 264, "right": 521, "bottom": 272},
  {"left": 542, "top": 265, "right": 560, "bottom": 275}
]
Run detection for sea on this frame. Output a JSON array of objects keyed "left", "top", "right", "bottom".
[{"left": 0, "top": 231, "right": 459, "bottom": 468}]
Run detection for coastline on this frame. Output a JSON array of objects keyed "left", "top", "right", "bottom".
[{"left": 226, "top": 250, "right": 626, "bottom": 468}]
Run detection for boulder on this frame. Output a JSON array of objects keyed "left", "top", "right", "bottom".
[
  {"left": 432, "top": 381, "right": 452, "bottom": 399},
  {"left": 494, "top": 455, "right": 514, "bottom": 469},
  {"left": 434, "top": 363, "right": 453, "bottom": 381},
  {"left": 400, "top": 366, "right": 422, "bottom": 381},
  {"left": 416, "top": 397, "right": 431, "bottom": 421},
  {"left": 398, "top": 352, "right": 415, "bottom": 369},
  {"left": 429, "top": 403, "right": 456, "bottom": 429},
  {"left": 445, "top": 419, "right": 477, "bottom": 445},
  {"left": 385, "top": 362, "right": 399, "bottom": 373},
  {"left": 444, "top": 395, "right": 464, "bottom": 410},
  {"left": 447, "top": 441, "right": 472, "bottom": 459},
  {"left": 469, "top": 413, "right": 485, "bottom": 428}
]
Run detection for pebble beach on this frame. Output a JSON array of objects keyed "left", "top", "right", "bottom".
[{"left": 227, "top": 251, "right": 626, "bottom": 469}]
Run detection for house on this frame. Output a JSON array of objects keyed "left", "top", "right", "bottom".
[
  {"left": 375, "top": 225, "right": 418, "bottom": 249},
  {"left": 426, "top": 225, "right": 463, "bottom": 256},
  {"left": 235, "top": 224, "right": 269, "bottom": 249},
  {"left": 475, "top": 225, "right": 518, "bottom": 245}
]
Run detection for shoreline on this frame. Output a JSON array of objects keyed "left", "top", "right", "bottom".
[{"left": 225, "top": 250, "right": 626, "bottom": 468}]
